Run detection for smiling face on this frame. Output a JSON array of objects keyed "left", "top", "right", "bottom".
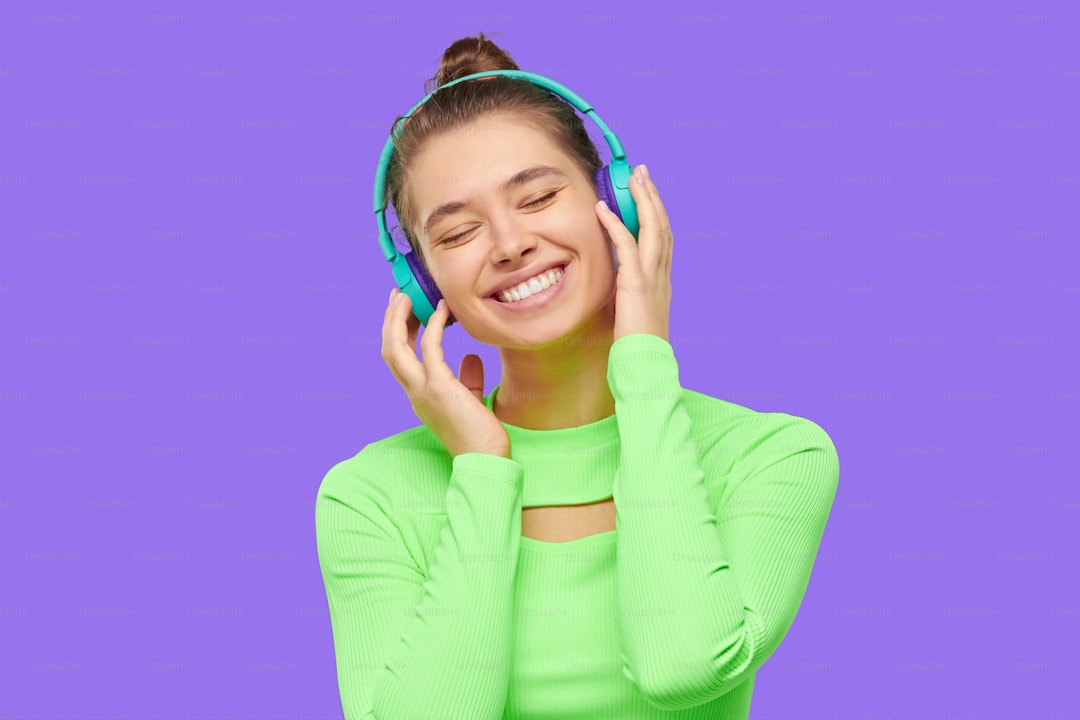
[{"left": 407, "top": 113, "right": 617, "bottom": 349}]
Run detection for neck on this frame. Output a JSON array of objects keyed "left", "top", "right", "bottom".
[{"left": 493, "top": 304, "right": 616, "bottom": 430}]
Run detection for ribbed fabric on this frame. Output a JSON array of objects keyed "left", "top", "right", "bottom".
[{"left": 315, "top": 332, "right": 840, "bottom": 719}]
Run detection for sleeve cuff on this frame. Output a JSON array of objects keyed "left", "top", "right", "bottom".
[
  {"left": 607, "top": 333, "right": 680, "bottom": 399},
  {"left": 451, "top": 451, "right": 524, "bottom": 486}
]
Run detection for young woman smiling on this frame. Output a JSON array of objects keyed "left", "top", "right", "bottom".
[{"left": 316, "top": 32, "right": 840, "bottom": 720}]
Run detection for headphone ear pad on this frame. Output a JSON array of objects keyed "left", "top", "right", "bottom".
[
  {"left": 404, "top": 250, "right": 456, "bottom": 327},
  {"left": 595, "top": 165, "right": 640, "bottom": 242}
]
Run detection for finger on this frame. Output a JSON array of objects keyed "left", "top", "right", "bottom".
[
  {"left": 628, "top": 165, "right": 662, "bottom": 270},
  {"left": 640, "top": 166, "right": 673, "bottom": 269},
  {"left": 381, "top": 290, "right": 424, "bottom": 388},
  {"left": 380, "top": 290, "right": 407, "bottom": 387},
  {"left": 418, "top": 297, "right": 450, "bottom": 377},
  {"left": 642, "top": 167, "right": 671, "bottom": 239},
  {"left": 404, "top": 299, "right": 420, "bottom": 349},
  {"left": 595, "top": 199, "right": 641, "bottom": 279},
  {"left": 459, "top": 353, "right": 484, "bottom": 404}
]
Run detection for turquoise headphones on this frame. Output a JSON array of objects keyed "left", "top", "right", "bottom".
[{"left": 373, "top": 69, "right": 640, "bottom": 327}]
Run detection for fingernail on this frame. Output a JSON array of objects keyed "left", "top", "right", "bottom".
[
  {"left": 635, "top": 165, "right": 646, "bottom": 186},
  {"left": 598, "top": 199, "right": 609, "bottom": 211},
  {"left": 389, "top": 288, "right": 396, "bottom": 304}
]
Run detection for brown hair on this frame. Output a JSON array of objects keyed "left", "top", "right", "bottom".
[{"left": 383, "top": 32, "right": 603, "bottom": 273}]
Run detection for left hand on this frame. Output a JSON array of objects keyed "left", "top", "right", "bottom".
[{"left": 595, "top": 163, "right": 672, "bottom": 343}]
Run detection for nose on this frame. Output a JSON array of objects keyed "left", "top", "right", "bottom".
[{"left": 487, "top": 212, "right": 537, "bottom": 264}]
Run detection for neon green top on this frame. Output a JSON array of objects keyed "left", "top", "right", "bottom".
[{"left": 315, "top": 332, "right": 839, "bottom": 719}]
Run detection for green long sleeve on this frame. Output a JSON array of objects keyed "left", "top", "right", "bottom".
[
  {"left": 315, "top": 448, "right": 525, "bottom": 718},
  {"left": 606, "top": 333, "right": 840, "bottom": 710}
]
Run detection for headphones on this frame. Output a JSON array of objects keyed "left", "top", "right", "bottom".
[{"left": 373, "top": 69, "right": 640, "bottom": 327}]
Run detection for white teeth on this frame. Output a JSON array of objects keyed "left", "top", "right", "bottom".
[{"left": 496, "top": 267, "right": 564, "bottom": 303}]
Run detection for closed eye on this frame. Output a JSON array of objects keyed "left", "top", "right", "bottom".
[{"left": 438, "top": 191, "right": 559, "bottom": 246}]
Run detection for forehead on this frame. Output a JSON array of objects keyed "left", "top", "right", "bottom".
[{"left": 409, "top": 115, "right": 570, "bottom": 200}]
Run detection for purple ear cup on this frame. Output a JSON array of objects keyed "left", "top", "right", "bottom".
[
  {"left": 405, "top": 249, "right": 457, "bottom": 327},
  {"left": 595, "top": 165, "right": 623, "bottom": 223}
]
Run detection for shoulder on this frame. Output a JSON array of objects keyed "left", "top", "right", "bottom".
[
  {"left": 680, "top": 387, "right": 839, "bottom": 497},
  {"left": 315, "top": 423, "right": 453, "bottom": 513},
  {"left": 682, "top": 386, "right": 836, "bottom": 452}
]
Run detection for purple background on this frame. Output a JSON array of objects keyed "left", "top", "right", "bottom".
[{"left": 2, "top": 2, "right": 1077, "bottom": 718}]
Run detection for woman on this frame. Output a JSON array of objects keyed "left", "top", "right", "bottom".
[{"left": 316, "top": 32, "right": 840, "bottom": 720}]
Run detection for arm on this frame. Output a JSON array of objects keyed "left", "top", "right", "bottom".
[
  {"left": 607, "top": 333, "right": 840, "bottom": 710},
  {"left": 315, "top": 447, "right": 524, "bottom": 719}
]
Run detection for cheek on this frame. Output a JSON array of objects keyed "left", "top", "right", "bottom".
[
  {"left": 549, "top": 203, "right": 603, "bottom": 247},
  {"left": 431, "top": 258, "right": 481, "bottom": 306}
]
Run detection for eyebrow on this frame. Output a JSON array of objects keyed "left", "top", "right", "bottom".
[{"left": 422, "top": 164, "right": 568, "bottom": 238}]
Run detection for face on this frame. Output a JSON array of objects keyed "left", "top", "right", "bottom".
[{"left": 408, "top": 113, "right": 617, "bottom": 349}]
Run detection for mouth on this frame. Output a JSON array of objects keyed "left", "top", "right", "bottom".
[{"left": 487, "top": 263, "right": 568, "bottom": 308}]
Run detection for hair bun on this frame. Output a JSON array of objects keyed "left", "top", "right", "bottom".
[{"left": 432, "top": 32, "right": 519, "bottom": 90}]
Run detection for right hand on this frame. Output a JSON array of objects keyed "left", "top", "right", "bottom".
[{"left": 381, "top": 289, "right": 511, "bottom": 459}]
